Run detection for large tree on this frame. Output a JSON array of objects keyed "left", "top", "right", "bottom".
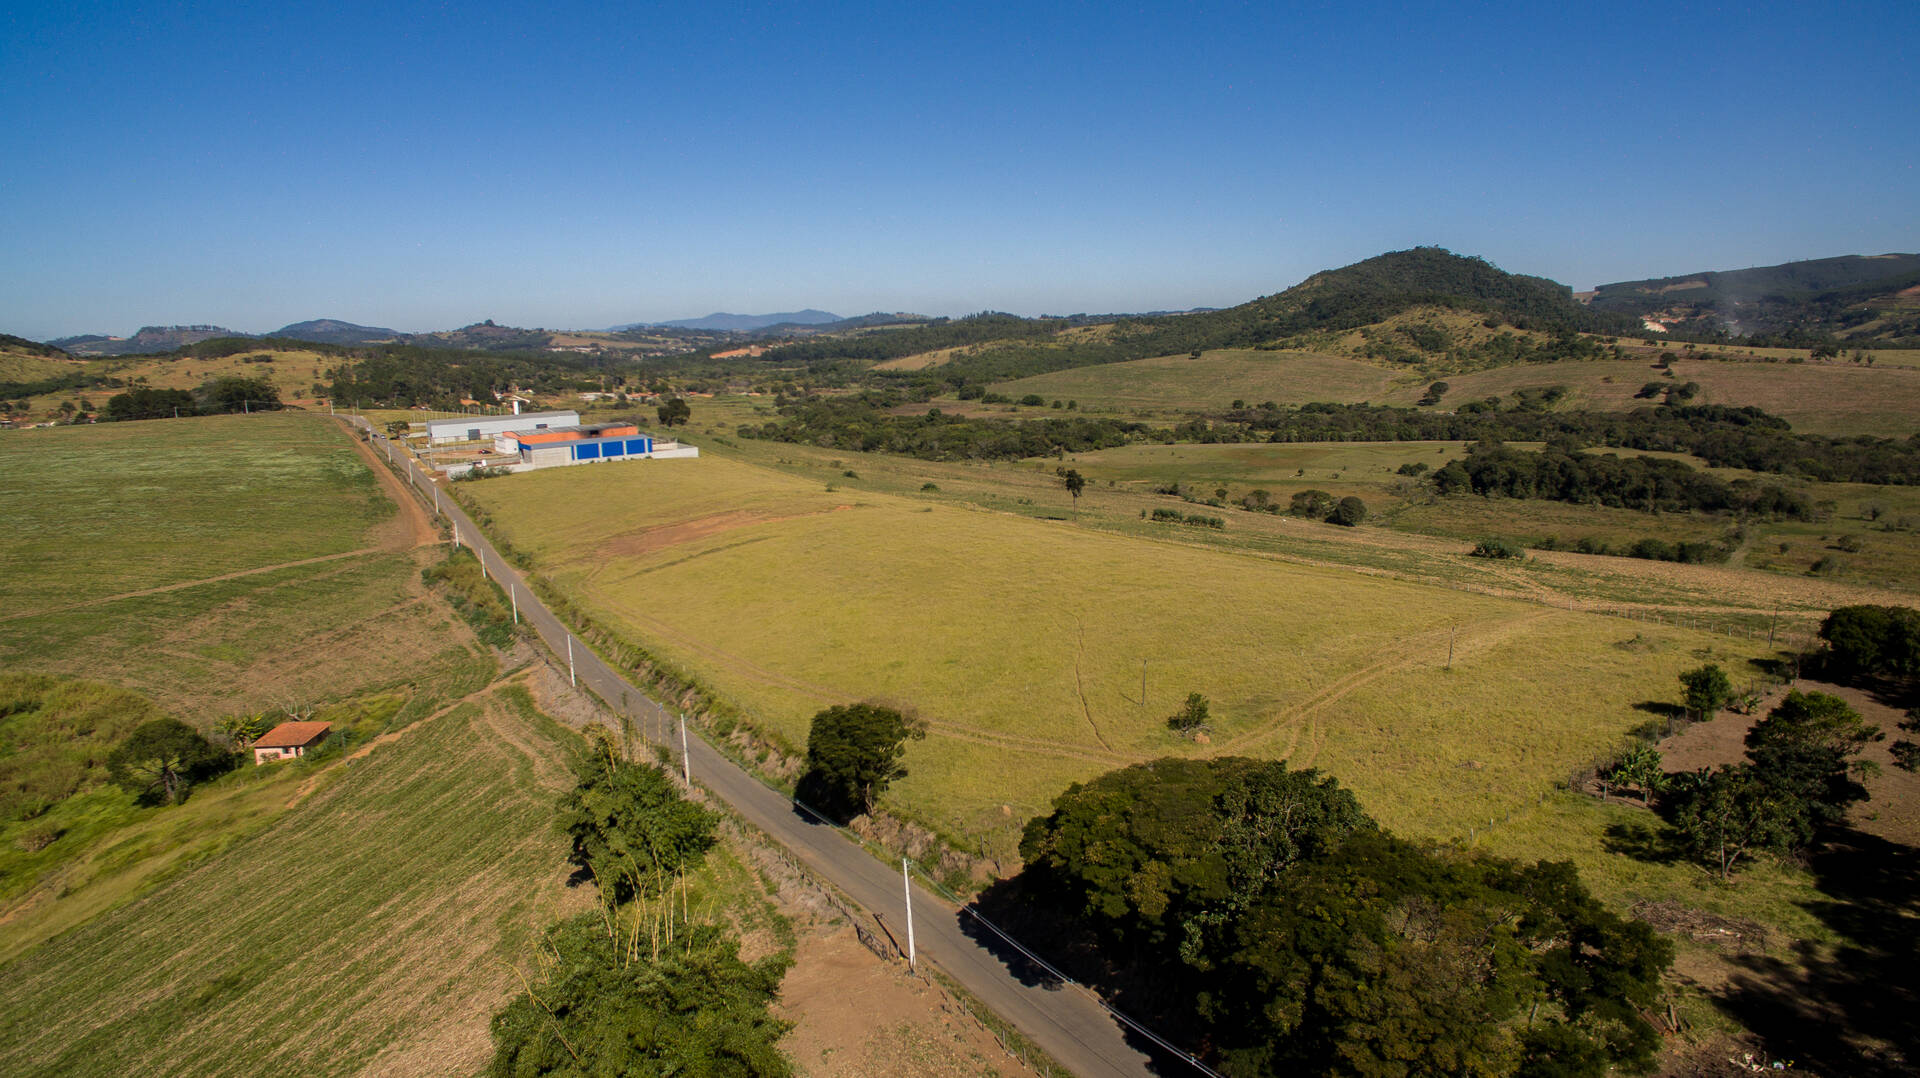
[
  {"left": 1200, "top": 833, "right": 1671, "bottom": 1078},
  {"left": 1671, "top": 765, "right": 1801, "bottom": 881},
  {"left": 489, "top": 915, "right": 791, "bottom": 1078},
  {"left": 561, "top": 745, "right": 717, "bottom": 904},
  {"left": 794, "top": 703, "right": 925, "bottom": 822},
  {"left": 1743, "top": 689, "right": 1883, "bottom": 828},
  {"left": 1819, "top": 604, "right": 1920, "bottom": 682},
  {"left": 656, "top": 396, "right": 691, "bottom": 428},
  {"left": 1018, "top": 756, "right": 1373, "bottom": 951},
  {"left": 105, "top": 718, "right": 228, "bottom": 805}
]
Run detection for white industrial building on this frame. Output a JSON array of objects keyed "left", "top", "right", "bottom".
[{"left": 424, "top": 410, "right": 579, "bottom": 446}]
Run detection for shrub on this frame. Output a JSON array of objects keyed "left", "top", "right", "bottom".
[
  {"left": 1289, "top": 490, "right": 1335, "bottom": 518},
  {"left": 1469, "top": 537, "right": 1524, "bottom": 559},
  {"left": 1327, "top": 496, "right": 1367, "bottom": 527}
]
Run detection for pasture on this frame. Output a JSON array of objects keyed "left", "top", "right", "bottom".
[
  {"left": 4, "top": 349, "right": 342, "bottom": 419},
  {"left": 992, "top": 349, "right": 1920, "bottom": 436},
  {"left": 993, "top": 349, "right": 1406, "bottom": 417},
  {"left": 0, "top": 414, "right": 391, "bottom": 610},
  {"left": 461, "top": 451, "right": 1764, "bottom": 856}
]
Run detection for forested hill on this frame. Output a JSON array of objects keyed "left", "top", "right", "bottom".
[
  {"left": 756, "top": 248, "right": 1642, "bottom": 385},
  {"left": 0, "top": 333, "right": 69, "bottom": 358},
  {"left": 1587, "top": 253, "right": 1920, "bottom": 343},
  {"left": 269, "top": 318, "right": 400, "bottom": 345}
]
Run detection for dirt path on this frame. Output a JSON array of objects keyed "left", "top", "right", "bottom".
[
  {"left": 0, "top": 547, "right": 383, "bottom": 624},
  {"left": 341, "top": 424, "right": 440, "bottom": 551},
  {"left": 1219, "top": 608, "right": 1559, "bottom": 756}
]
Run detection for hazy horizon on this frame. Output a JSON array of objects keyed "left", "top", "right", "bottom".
[{"left": 5, "top": 1, "right": 1916, "bottom": 341}]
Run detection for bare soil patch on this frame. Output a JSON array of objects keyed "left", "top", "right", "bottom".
[
  {"left": 595, "top": 506, "right": 854, "bottom": 561},
  {"left": 341, "top": 422, "right": 440, "bottom": 551},
  {"left": 1659, "top": 679, "right": 1920, "bottom": 847},
  {"left": 777, "top": 925, "right": 1024, "bottom": 1078}
]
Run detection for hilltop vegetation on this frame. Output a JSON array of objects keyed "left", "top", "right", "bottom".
[{"left": 1589, "top": 253, "right": 1920, "bottom": 344}]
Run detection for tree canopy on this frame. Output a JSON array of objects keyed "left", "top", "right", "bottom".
[
  {"left": 1819, "top": 604, "right": 1920, "bottom": 682},
  {"left": 1018, "top": 757, "right": 1374, "bottom": 950},
  {"left": 794, "top": 703, "right": 925, "bottom": 822},
  {"left": 488, "top": 915, "right": 791, "bottom": 1078},
  {"left": 561, "top": 745, "right": 717, "bottom": 903},
  {"left": 1013, "top": 757, "right": 1670, "bottom": 1077},
  {"left": 105, "top": 718, "right": 229, "bottom": 805}
]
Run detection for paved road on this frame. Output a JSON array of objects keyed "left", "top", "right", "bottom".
[{"left": 339, "top": 418, "right": 1178, "bottom": 1078}]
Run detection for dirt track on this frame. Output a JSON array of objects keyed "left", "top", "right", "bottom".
[{"left": 344, "top": 427, "right": 441, "bottom": 550}]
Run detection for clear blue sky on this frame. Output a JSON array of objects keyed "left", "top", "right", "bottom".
[{"left": 4, "top": 1, "right": 1916, "bottom": 339}]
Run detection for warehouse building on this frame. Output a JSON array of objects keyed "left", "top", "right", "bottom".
[
  {"left": 451, "top": 421, "right": 698, "bottom": 476},
  {"left": 425, "top": 409, "right": 579, "bottom": 446}
]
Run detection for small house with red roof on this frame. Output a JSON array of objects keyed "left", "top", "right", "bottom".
[{"left": 252, "top": 721, "right": 331, "bottom": 765}]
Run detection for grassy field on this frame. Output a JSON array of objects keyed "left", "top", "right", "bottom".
[
  {"left": 460, "top": 451, "right": 1770, "bottom": 854},
  {"left": 0, "top": 415, "right": 391, "bottom": 611},
  {"left": 992, "top": 349, "right": 1406, "bottom": 417},
  {"left": 0, "top": 684, "right": 589, "bottom": 1078},
  {"left": 991, "top": 349, "right": 1920, "bottom": 436},
  {"left": 0, "top": 411, "right": 622, "bottom": 1075}
]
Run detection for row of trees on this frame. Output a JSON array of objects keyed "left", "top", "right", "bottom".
[
  {"left": 490, "top": 737, "right": 791, "bottom": 1076},
  {"left": 739, "top": 395, "right": 1145, "bottom": 462},
  {"left": 1012, "top": 757, "right": 1671, "bottom": 1076},
  {"left": 1429, "top": 440, "right": 1813, "bottom": 518},
  {"left": 104, "top": 377, "right": 282, "bottom": 421}
]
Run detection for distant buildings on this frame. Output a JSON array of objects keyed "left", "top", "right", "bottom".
[{"left": 424, "top": 410, "right": 579, "bottom": 446}]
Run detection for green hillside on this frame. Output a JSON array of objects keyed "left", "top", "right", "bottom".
[{"left": 1589, "top": 253, "right": 1920, "bottom": 343}]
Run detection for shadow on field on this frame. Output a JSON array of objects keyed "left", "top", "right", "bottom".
[
  {"left": 1716, "top": 828, "right": 1919, "bottom": 1076},
  {"left": 1601, "top": 818, "right": 1688, "bottom": 864}
]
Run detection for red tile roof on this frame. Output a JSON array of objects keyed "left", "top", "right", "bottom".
[{"left": 254, "top": 721, "right": 331, "bottom": 749}]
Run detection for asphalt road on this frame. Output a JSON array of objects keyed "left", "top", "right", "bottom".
[{"left": 342, "top": 419, "right": 1175, "bottom": 1078}]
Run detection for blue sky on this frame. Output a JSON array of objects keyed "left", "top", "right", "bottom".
[{"left": 3, "top": 1, "right": 1915, "bottom": 339}]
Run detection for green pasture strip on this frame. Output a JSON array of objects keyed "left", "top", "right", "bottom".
[
  {"left": 0, "top": 413, "right": 390, "bottom": 609},
  {"left": 0, "top": 552, "right": 432, "bottom": 713},
  {"left": 988, "top": 350, "right": 1920, "bottom": 437},
  {"left": 994, "top": 348, "right": 1409, "bottom": 417},
  {"left": 0, "top": 689, "right": 579, "bottom": 1078}
]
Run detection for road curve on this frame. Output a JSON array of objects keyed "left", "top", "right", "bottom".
[{"left": 337, "top": 417, "right": 1171, "bottom": 1078}]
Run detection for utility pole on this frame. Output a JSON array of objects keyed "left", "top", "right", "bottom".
[
  {"left": 510, "top": 585, "right": 518, "bottom": 624},
  {"left": 1447, "top": 625, "right": 1456, "bottom": 669},
  {"left": 567, "top": 636, "right": 576, "bottom": 686},
  {"left": 1140, "top": 659, "right": 1147, "bottom": 706},
  {"left": 902, "top": 858, "right": 917, "bottom": 972},
  {"left": 679, "top": 715, "right": 691, "bottom": 784}
]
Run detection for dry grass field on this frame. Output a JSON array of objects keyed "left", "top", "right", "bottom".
[
  {"left": 4, "top": 348, "right": 343, "bottom": 420},
  {"left": 461, "top": 452, "right": 1768, "bottom": 856},
  {"left": 993, "top": 349, "right": 1920, "bottom": 437}
]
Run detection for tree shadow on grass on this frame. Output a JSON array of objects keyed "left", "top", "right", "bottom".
[
  {"left": 1716, "top": 828, "right": 1919, "bottom": 1076},
  {"left": 1602, "top": 818, "right": 1689, "bottom": 865}
]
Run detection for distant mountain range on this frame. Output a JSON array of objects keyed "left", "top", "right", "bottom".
[
  {"left": 614, "top": 310, "right": 842, "bottom": 332},
  {"left": 1586, "top": 253, "right": 1920, "bottom": 341},
  {"left": 48, "top": 325, "right": 241, "bottom": 355},
  {"left": 32, "top": 249, "right": 1920, "bottom": 358}
]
